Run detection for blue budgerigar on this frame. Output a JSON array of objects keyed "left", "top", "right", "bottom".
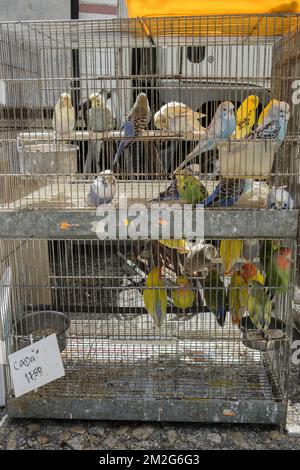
[
  {"left": 113, "top": 92, "right": 151, "bottom": 168},
  {"left": 201, "top": 178, "right": 245, "bottom": 208},
  {"left": 84, "top": 91, "right": 113, "bottom": 173},
  {"left": 250, "top": 101, "right": 290, "bottom": 142},
  {"left": 86, "top": 170, "right": 117, "bottom": 207},
  {"left": 175, "top": 101, "right": 236, "bottom": 172}
]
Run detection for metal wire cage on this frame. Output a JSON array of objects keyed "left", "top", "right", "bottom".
[
  {"left": 0, "top": 237, "right": 295, "bottom": 422},
  {"left": 0, "top": 15, "right": 298, "bottom": 424},
  {"left": 0, "top": 15, "right": 299, "bottom": 217}
]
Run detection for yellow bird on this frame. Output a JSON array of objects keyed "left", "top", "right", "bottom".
[
  {"left": 143, "top": 267, "right": 167, "bottom": 328},
  {"left": 220, "top": 239, "right": 243, "bottom": 276},
  {"left": 172, "top": 276, "right": 195, "bottom": 311},
  {"left": 159, "top": 239, "right": 189, "bottom": 254},
  {"left": 234, "top": 95, "right": 259, "bottom": 139},
  {"left": 241, "top": 262, "right": 264, "bottom": 285},
  {"left": 228, "top": 270, "right": 248, "bottom": 326},
  {"left": 258, "top": 99, "right": 279, "bottom": 127}
]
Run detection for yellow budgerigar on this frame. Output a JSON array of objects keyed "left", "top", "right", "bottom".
[
  {"left": 258, "top": 99, "right": 279, "bottom": 127},
  {"left": 234, "top": 95, "right": 259, "bottom": 139},
  {"left": 228, "top": 270, "right": 248, "bottom": 326},
  {"left": 172, "top": 276, "right": 195, "bottom": 311},
  {"left": 220, "top": 239, "right": 243, "bottom": 276},
  {"left": 143, "top": 267, "right": 167, "bottom": 328}
]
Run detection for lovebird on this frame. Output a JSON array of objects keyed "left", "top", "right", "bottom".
[
  {"left": 154, "top": 101, "right": 206, "bottom": 138},
  {"left": 234, "top": 95, "right": 259, "bottom": 139},
  {"left": 143, "top": 267, "right": 167, "bottom": 328},
  {"left": 175, "top": 170, "right": 208, "bottom": 204},
  {"left": 203, "top": 269, "right": 228, "bottom": 327},
  {"left": 184, "top": 243, "right": 218, "bottom": 275},
  {"left": 52, "top": 92, "right": 75, "bottom": 138},
  {"left": 241, "top": 262, "right": 264, "bottom": 286},
  {"left": 86, "top": 170, "right": 117, "bottom": 207},
  {"left": 113, "top": 92, "right": 151, "bottom": 167},
  {"left": 201, "top": 178, "right": 245, "bottom": 207},
  {"left": 250, "top": 101, "right": 290, "bottom": 142},
  {"left": 228, "top": 270, "right": 248, "bottom": 326},
  {"left": 84, "top": 91, "right": 113, "bottom": 173},
  {"left": 247, "top": 280, "right": 272, "bottom": 333},
  {"left": 220, "top": 239, "right": 243, "bottom": 275},
  {"left": 172, "top": 276, "right": 195, "bottom": 311},
  {"left": 265, "top": 246, "right": 292, "bottom": 298},
  {"left": 175, "top": 101, "right": 236, "bottom": 172}
]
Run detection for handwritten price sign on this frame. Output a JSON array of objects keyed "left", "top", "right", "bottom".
[{"left": 8, "top": 334, "right": 65, "bottom": 398}]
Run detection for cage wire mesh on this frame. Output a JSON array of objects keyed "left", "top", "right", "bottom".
[{"left": 0, "top": 15, "right": 298, "bottom": 423}]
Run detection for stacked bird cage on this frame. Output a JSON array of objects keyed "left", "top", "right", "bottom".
[{"left": 0, "top": 15, "right": 299, "bottom": 424}]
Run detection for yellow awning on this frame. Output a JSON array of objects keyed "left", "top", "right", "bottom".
[{"left": 126, "top": 0, "right": 300, "bottom": 17}]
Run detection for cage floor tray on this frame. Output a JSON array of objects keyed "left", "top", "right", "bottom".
[{"left": 3, "top": 177, "right": 267, "bottom": 210}]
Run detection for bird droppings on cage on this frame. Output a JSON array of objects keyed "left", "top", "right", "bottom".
[{"left": 0, "top": 14, "right": 299, "bottom": 424}]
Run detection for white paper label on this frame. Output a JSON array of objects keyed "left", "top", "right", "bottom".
[{"left": 8, "top": 334, "right": 65, "bottom": 398}]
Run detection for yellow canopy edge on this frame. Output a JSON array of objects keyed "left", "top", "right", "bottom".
[{"left": 126, "top": 0, "right": 300, "bottom": 17}]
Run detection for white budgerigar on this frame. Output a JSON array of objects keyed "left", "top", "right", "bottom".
[
  {"left": 86, "top": 169, "right": 117, "bottom": 207},
  {"left": 154, "top": 101, "right": 206, "bottom": 138},
  {"left": 52, "top": 92, "right": 75, "bottom": 138},
  {"left": 266, "top": 186, "right": 294, "bottom": 210},
  {"left": 84, "top": 91, "right": 113, "bottom": 173}
]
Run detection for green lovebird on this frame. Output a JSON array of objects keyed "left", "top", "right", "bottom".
[
  {"left": 247, "top": 280, "right": 272, "bottom": 333},
  {"left": 265, "top": 246, "right": 292, "bottom": 298}
]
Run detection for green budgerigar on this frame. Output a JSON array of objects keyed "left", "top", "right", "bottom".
[
  {"left": 175, "top": 170, "right": 208, "bottom": 205},
  {"left": 247, "top": 281, "right": 272, "bottom": 333}
]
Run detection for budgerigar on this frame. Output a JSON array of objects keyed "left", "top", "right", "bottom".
[
  {"left": 203, "top": 269, "right": 228, "bottom": 327},
  {"left": 265, "top": 246, "right": 292, "bottom": 298},
  {"left": 234, "top": 95, "right": 259, "bottom": 139},
  {"left": 143, "top": 267, "right": 167, "bottom": 328},
  {"left": 201, "top": 178, "right": 245, "bottom": 207},
  {"left": 250, "top": 101, "right": 290, "bottom": 142},
  {"left": 241, "top": 262, "right": 264, "bottom": 286},
  {"left": 86, "top": 170, "right": 117, "bottom": 207},
  {"left": 52, "top": 92, "right": 75, "bottom": 138},
  {"left": 154, "top": 101, "right": 206, "bottom": 138},
  {"left": 266, "top": 186, "right": 294, "bottom": 210},
  {"left": 175, "top": 170, "right": 208, "bottom": 204},
  {"left": 84, "top": 91, "right": 113, "bottom": 173},
  {"left": 79, "top": 90, "right": 111, "bottom": 128},
  {"left": 228, "top": 270, "right": 248, "bottom": 326},
  {"left": 247, "top": 281, "right": 272, "bottom": 334},
  {"left": 184, "top": 243, "right": 218, "bottom": 275},
  {"left": 175, "top": 101, "right": 236, "bottom": 172},
  {"left": 257, "top": 100, "right": 279, "bottom": 127},
  {"left": 113, "top": 93, "right": 151, "bottom": 167},
  {"left": 172, "top": 276, "right": 195, "bottom": 311},
  {"left": 220, "top": 239, "right": 243, "bottom": 275}
]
